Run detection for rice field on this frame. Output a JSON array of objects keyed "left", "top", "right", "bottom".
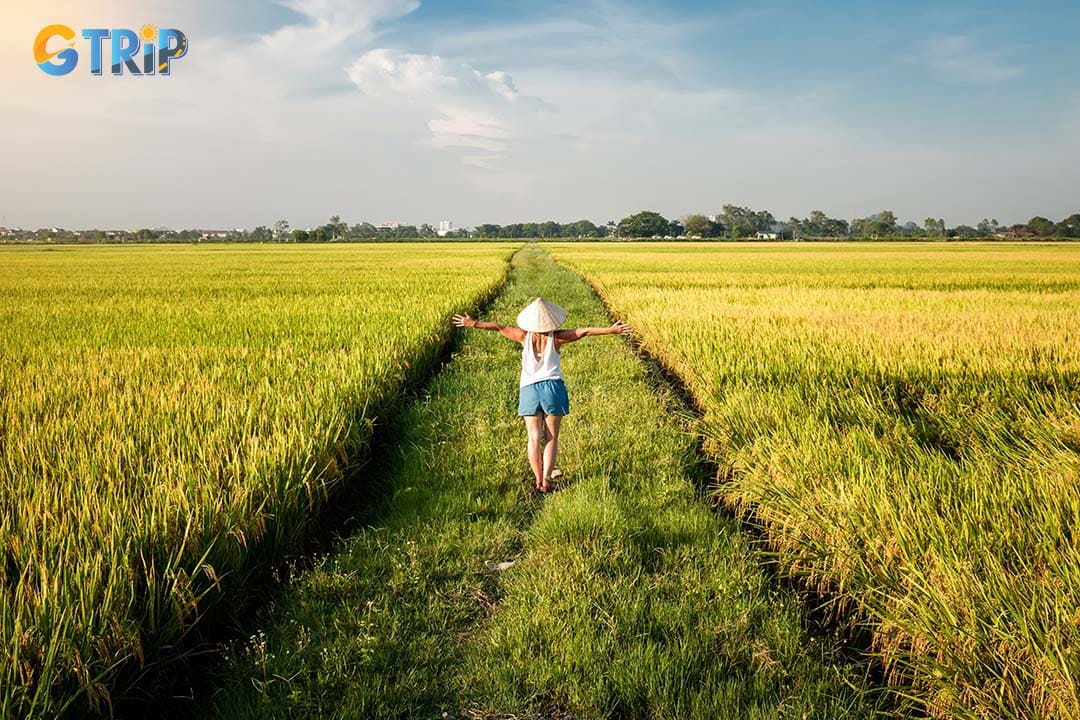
[
  {"left": 551, "top": 242, "right": 1080, "bottom": 720},
  {"left": 204, "top": 245, "right": 883, "bottom": 720},
  {"left": 0, "top": 243, "right": 513, "bottom": 718}
]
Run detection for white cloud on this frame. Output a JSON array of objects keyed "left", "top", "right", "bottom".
[
  {"left": 346, "top": 48, "right": 541, "bottom": 105},
  {"left": 346, "top": 48, "right": 554, "bottom": 174},
  {"left": 347, "top": 49, "right": 464, "bottom": 95},
  {"left": 916, "top": 34, "right": 1022, "bottom": 83},
  {"left": 429, "top": 106, "right": 507, "bottom": 151}
]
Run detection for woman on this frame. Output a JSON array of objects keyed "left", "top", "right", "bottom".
[{"left": 453, "top": 297, "right": 632, "bottom": 492}]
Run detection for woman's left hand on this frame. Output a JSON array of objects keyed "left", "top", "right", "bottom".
[
  {"left": 612, "top": 321, "right": 632, "bottom": 335},
  {"left": 452, "top": 313, "right": 474, "bottom": 328}
]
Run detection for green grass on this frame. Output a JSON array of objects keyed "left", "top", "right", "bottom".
[
  {"left": 207, "top": 245, "right": 883, "bottom": 719},
  {"left": 0, "top": 243, "right": 513, "bottom": 718},
  {"left": 550, "top": 241, "right": 1080, "bottom": 720}
]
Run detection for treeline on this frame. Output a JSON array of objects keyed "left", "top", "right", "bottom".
[
  {"left": 277, "top": 217, "right": 472, "bottom": 242},
  {"left": 469, "top": 206, "right": 1080, "bottom": 240},
  {"left": 6, "top": 208, "right": 1080, "bottom": 244},
  {"left": 608, "top": 207, "right": 1080, "bottom": 240}
]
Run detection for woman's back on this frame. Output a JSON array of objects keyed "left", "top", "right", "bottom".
[{"left": 520, "top": 331, "right": 562, "bottom": 387}]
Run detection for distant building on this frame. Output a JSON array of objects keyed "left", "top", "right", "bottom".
[
  {"left": 754, "top": 231, "right": 778, "bottom": 240},
  {"left": 437, "top": 220, "right": 454, "bottom": 237},
  {"left": 994, "top": 224, "right": 1038, "bottom": 239},
  {"left": 376, "top": 221, "right": 401, "bottom": 230}
]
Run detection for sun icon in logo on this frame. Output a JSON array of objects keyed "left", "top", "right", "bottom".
[{"left": 139, "top": 24, "right": 159, "bottom": 44}]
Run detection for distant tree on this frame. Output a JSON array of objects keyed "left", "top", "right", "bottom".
[
  {"left": 393, "top": 225, "right": 420, "bottom": 238},
  {"left": 273, "top": 220, "right": 290, "bottom": 240},
  {"left": 684, "top": 214, "right": 720, "bottom": 238},
  {"left": 786, "top": 217, "right": 801, "bottom": 240},
  {"left": 795, "top": 210, "right": 848, "bottom": 238},
  {"left": 353, "top": 222, "right": 377, "bottom": 239},
  {"left": 924, "top": 218, "right": 946, "bottom": 237},
  {"left": 562, "top": 220, "right": 599, "bottom": 238},
  {"left": 719, "top": 205, "right": 774, "bottom": 238},
  {"left": 419, "top": 223, "right": 437, "bottom": 239},
  {"left": 950, "top": 225, "right": 979, "bottom": 239},
  {"left": 720, "top": 205, "right": 753, "bottom": 238},
  {"left": 538, "top": 221, "right": 561, "bottom": 239},
  {"left": 901, "top": 221, "right": 921, "bottom": 237},
  {"left": 976, "top": 218, "right": 999, "bottom": 235},
  {"left": 250, "top": 225, "right": 272, "bottom": 242},
  {"left": 850, "top": 218, "right": 872, "bottom": 238},
  {"left": 476, "top": 224, "right": 502, "bottom": 238},
  {"left": 753, "top": 210, "right": 775, "bottom": 233},
  {"left": 1028, "top": 216, "right": 1055, "bottom": 236},
  {"left": 292, "top": 228, "right": 310, "bottom": 242},
  {"left": 666, "top": 219, "right": 685, "bottom": 237},
  {"left": 327, "top": 215, "right": 348, "bottom": 240},
  {"left": 1055, "top": 214, "right": 1080, "bottom": 238},
  {"left": 870, "top": 210, "right": 896, "bottom": 237},
  {"left": 617, "top": 211, "right": 669, "bottom": 238},
  {"left": 852, "top": 210, "right": 898, "bottom": 238}
]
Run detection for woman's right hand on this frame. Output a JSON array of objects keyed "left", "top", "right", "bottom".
[{"left": 452, "top": 313, "right": 473, "bottom": 328}]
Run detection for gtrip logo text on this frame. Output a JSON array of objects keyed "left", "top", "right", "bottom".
[{"left": 34, "top": 24, "right": 188, "bottom": 77}]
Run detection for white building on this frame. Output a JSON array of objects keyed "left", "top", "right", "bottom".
[
  {"left": 437, "top": 220, "right": 454, "bottom": 237},
  {"left": 376, "top": 221, "right": 401, "bottom": 230}
]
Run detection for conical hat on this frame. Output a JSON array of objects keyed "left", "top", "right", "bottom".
[{"left": 516, "top": 297, "right": 567, "bottom": 332}]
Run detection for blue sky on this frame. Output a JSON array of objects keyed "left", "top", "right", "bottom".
[{"left": 1, "top": 0, "right": 1078, "bottom": 229}]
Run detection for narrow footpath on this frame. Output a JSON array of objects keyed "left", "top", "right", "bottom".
[{"left": 205, "top": 247, "right": 884, "bottom": 719}]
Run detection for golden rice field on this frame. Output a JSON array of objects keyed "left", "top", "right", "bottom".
[
  {"left": 551, "top": 242, "right": 1080, "bottom": 720},
  {"left": 0, "top": 243, "right": 512, "bottom": 718}
]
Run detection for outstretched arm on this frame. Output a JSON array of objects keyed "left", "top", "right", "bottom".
[
  {"left": 453, "top": 313, "right": 526, "bottom": 343},
  {"left": 555, "top": 321, "right": 632, "bottom": 344}
]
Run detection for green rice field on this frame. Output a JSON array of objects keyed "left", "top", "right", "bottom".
[
  {"left": 3, "top": 241, "right": 1078, "bottom": 719},
  {"left": 552, "top": 242, "right": 1080, "bottom": 720},
  {"left": 0, "top": 243, "right": 512, "bottom": 717}
]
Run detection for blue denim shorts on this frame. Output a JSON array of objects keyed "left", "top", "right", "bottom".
[{"left": 518, "top": 379, "right": 570, "bottom": 416}]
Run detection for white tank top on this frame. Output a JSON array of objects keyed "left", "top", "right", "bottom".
[{"left": 520, "top": 331, "right": 563, "bottom": 387}]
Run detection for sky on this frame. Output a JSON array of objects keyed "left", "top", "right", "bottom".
[{"left": 1, "top": 0, "right": 1079, "bottom": 230}]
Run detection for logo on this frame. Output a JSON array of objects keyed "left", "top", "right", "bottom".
[{"left": 34, "top": 24, "right": 188, "bottom": 76}]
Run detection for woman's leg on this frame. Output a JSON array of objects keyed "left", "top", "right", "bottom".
[
  {"left": 542, "top": 414, "right": 562, "bottom": 489},
  {"left": 524, "top": 414, "right": 546, "bottom": 489}
]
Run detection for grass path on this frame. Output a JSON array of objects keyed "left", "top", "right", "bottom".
[{"left": 206, "top": 246, "right": 883, "bottom": 719}]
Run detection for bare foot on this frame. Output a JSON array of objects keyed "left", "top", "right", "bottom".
[{"left": 537, "top": 469, "right": 564, "bottom": 493}]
